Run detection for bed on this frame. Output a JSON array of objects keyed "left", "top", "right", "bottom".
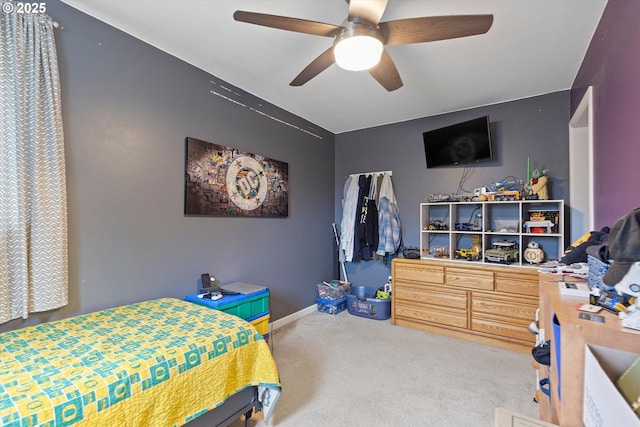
[{"left": 0, "top": 298, "right": 280, "bottom": 426}]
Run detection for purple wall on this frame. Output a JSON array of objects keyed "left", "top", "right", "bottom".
[{"left": 571, "top": 0, "right": 640, "bottom": 228}]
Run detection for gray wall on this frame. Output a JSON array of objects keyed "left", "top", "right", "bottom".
[
  {"left": 1, "top": 1, "right": 336, "bottom": 332},
  {"left": 334, "top": 91, "right": 570, "bottom": 288}
]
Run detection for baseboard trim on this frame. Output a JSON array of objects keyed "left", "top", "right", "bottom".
[{"left": 271, "top": 304, "right": 316, "bottom": 331}]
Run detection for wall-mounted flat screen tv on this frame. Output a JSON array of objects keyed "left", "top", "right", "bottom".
[{"left": 423, "top": 116, "right": 493, "bottom": 168}]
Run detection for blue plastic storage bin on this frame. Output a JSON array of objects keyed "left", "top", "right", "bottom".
[
  {"left": 185, "top": 289, "right": 269, "bottom": 319},
  {"left": 316, "top": 297, "right": 347, "bottom": 315},
  {"left": 345, "top": 285, "right": 391, "bottom": 320}
]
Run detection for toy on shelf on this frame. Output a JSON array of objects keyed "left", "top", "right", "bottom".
[
  {"left": 454, "top": 247, "right": 482, "bottom": 261},
  {"left": 524, "top": 212, "right": 555, "bottom": 233},
  {"left": 427, "top": 219, "right": 448, "bottom": 230},
  {"left": 484, "top": 240, "right": 520, "bottom": 265},
  {"left": 526, "top": 168, "right": 549, "bottom": 200},
  {"left": 455, "top": 235, "right": 482, "bottom": 261},
  {"left": 455, "top": 222, "right": 481, "bottom": 231},
  {"left": 489, "top": 190, "right": 521, "bottom": 201},
  {"left": 488, "top": 178, "right": 525, "bottom": 201},
  {"left": 427, "top": 193, "right": 453, "bottom": 203},
  {"left": 473, "top": 186, "right": 524, "bottom": 202},
  {"left": 524, "top": 241, "right": 545, "bottom": 264},
  {"left": 430, "top": 246, "right": 449, "bottom": 258},
  {"left": 526, "top": 211, "right": 559, "bottom": 234}
]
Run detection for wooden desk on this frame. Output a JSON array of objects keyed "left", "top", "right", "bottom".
[{"left": 538, "top": 273, "right": 640, "bottom": 426}]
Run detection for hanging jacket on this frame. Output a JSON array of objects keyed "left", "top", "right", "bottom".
[
  {"left": 353, "top": 175, "right": 369, "bottom": 261},
  {"left": 378, "top": 173, "right": 397, "bottom": 205},
  {"left": 377, "top": 196, "right": 401, "bottom": 256},
  {"left": 376, "top": 174, "right": 401, "bottom": 256},
  {"left": 339, "top": 176, "right": 360, "bottom": 262},
  {"left": 362, "top": 176, "right": 379, "bottom": 260}
]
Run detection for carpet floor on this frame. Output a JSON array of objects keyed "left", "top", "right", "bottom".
[{"left": 231, "top": 310, "right": 540, "bottom": 426}]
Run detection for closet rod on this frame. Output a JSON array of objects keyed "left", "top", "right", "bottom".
[{"left": 347, "top": 170, "right": 392, "bottom": 178}]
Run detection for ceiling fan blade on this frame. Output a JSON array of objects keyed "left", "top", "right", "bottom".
[
  {"left": 234, "top": 11, "right": 343, "bottom": 37},
  {"left": 380, "top": 15, "right": 494, "bottom": 45},
  {"left": 290, "top": 47, "right": 336, "bottom": 87},
  {"left": 368, "top": 49, "right": 403, "bottom": 92},
  {"left": 348, "top": 0, "right": 388, "bottom": 25}
]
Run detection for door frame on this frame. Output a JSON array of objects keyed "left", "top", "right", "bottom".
[{"left": 568, "top": 86, "right": 594, "bottom": 242}]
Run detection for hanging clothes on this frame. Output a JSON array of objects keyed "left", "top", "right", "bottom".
[
  {"left": 364, "top": 175, "right": 379, "bottom": 259},
  {"left": 354, "top": 175, "right": 379, "bottom": 261},
  {"left": 376, "top": 173, "right": 401, "bottom": 257},
  {"left": 376, "top": 197, "right": 401, "bottom": 256},
  {"left": 352, "top": 175, "right": 369, "bottom": 261},
  {"left": 340, "top": 171, "right": 399, "bottom": 264},
  {"left": 378, "top": 172, "right": 397, "bottom": 205},
  {"left": 339, "top": 175, "right": 360, "bottom": 263}
]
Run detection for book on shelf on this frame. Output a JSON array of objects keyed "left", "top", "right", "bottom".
[{"left": 558, "top": 281, "right": 591, "bottom": 297}]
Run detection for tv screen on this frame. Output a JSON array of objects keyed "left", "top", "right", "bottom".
[{"left": 423, "top": 116, "right": 493, "bottom": 168}]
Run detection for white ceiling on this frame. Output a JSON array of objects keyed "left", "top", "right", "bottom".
[{"left": 59, "top": 0, "right": 607, "bottom": 134}]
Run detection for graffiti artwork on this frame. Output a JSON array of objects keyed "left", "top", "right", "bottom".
[{"left": 184, "top": 137, "right": 288, "bottom": 217}]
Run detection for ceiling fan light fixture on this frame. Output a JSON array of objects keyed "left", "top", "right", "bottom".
[
  {"left": 333, "top": 23, "right": 384, "bottom": 72},
  {"left": 334, "top": 36, "right": 383, "bottom": 71}
]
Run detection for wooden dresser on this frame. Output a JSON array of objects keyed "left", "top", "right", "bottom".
[{"left": 391, "top": 258, "right": 539, "bottom": 353}]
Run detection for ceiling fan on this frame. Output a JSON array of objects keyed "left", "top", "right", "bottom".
[{"left": 233, "top": 0, "right": 493, "bottom": 92}]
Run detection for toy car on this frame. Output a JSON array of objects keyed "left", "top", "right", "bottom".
[
  {"left": 454, "top": 247, "right": 482, "bottom": 261},
  {"left": 428, "top": 193, "right": 451, "bottom": 202},
  {"left": 455, "top": 222, "right": 481, "bottom": 231},
  {"left": 489, "top": 191, "right": 521, "bottom": 201},
  {"left": 484, "top": 240, "right": 520, "bottom": 265},
  {"left": 490, "top": 179, "right": 521, "bottom": 192},
  {"left": 428, "top": 220, "right": 448, "bottom": 230}
]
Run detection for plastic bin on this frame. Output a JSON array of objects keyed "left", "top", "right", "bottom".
[
  {"left": 316, "top": 281, "right": 351, "bottom": 300},
  {"left": 345, "top": 285, "right": 391, "bottom": 320},
  {"left": 494, "top": 219, "right": 520, "bottom": 233},
  {"left": 246, "top": 311, "right": 270, "bottom": 336},
  {"left": 316, "top": 297, "right": 347, "bottom": 315},
  {"left": 185, "top": 289, "right": 269, "bottom": 319}
]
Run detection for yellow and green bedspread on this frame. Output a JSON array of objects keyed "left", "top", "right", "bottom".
[{"left": 0, "top": 298, "right": 280, "bottom": 426}]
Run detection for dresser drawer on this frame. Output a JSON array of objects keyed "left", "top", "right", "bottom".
[
  {"left": 471, "top": 315, "right": 534, "bottom": 343},
  {"left": 445, "top": 267, "right": 494, "bottom": 291},
  {"left": 395, "top": 302, "right": 468, "bottom": 328},
  {"left": 495, "top": 271, "right": 539, "bottom": 297},
  {"left": 471, "top": 292, "right": 538, "bottom": 322},
  {"left": 394, "top": 284, "right": 467, "bottom": 310},
  {"left": 394, "top": 263, "right": 444, "bottom": 284}
]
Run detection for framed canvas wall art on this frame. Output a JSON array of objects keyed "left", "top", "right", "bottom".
[{"left": 184, "top": 137, "right": 288, "bottom": 217}]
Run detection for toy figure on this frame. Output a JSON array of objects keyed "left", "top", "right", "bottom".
[
  {"left": 526, "top": 168, "right": 549, "bottom": 200},
  {"left": 524, "top": 241, "right": 545, "bottom": 264}
]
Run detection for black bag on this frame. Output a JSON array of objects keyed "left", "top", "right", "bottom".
[
  {"left": 531, "top": 340, "right": 551, "bottom": 366},
  {"left": 403, "top": 246, "right": 420, "bottom": 259}
]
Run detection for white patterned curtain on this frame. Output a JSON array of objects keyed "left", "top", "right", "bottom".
[{"left": 0, "top": 3, "right": 68, "bottom": 323}]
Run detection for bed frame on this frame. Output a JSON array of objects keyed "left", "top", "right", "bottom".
[{"left": 185, "top": 387, "right": 261, "bottom": 427}]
